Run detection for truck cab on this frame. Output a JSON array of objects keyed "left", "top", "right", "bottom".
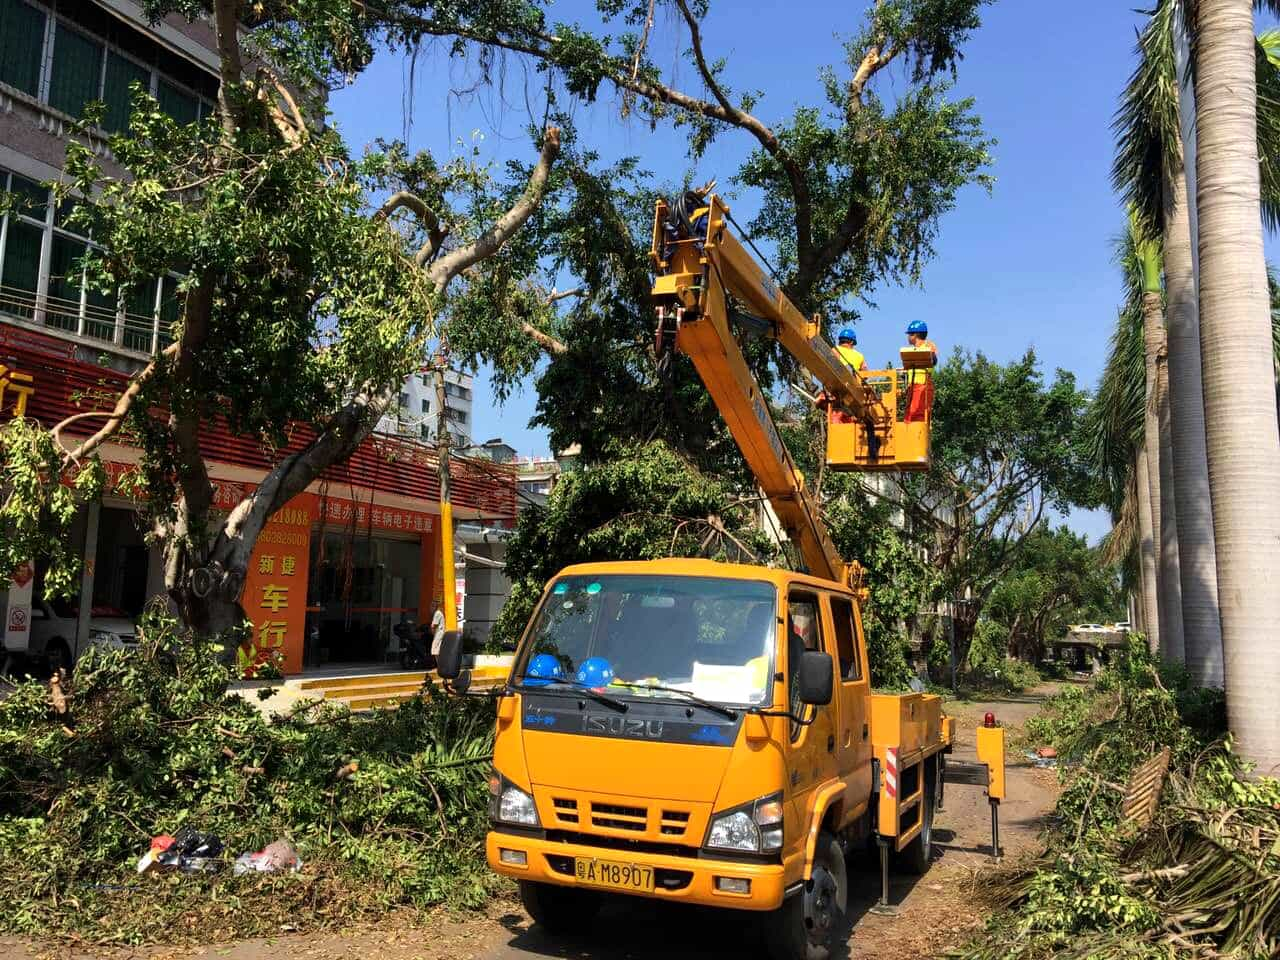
[{"left": 477, "top": 558, "right": 950, "bottom": 959}]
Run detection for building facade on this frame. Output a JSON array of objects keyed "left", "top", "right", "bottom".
[
  {"left": 380, "top": 368, "right": 474, "bottom": 448},
  {"left": 0, "top": 1, "right": 517, "bottom": 674}
]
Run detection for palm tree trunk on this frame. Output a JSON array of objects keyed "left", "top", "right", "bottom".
[
  {"left": 1163, "top": 140, "right": 1224, "bottom": 685},
  {"left": 1195, "top": 0, "right": 1280, "bottom": 773},
  {"left": 1155, "top": 336, "right": 1186, "bottom": 662},
  {"left": 1142, "top": 283, "right": 1183, "bottom": 658},
  {"left": 1136, "top": 446, "right": 1161, "bottom": 655}
]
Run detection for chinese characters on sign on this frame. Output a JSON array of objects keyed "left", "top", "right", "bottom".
[
  {"left": 0, "top": 364, "right": 35, "bottom": 418},
  {"left": 314, "top": 497, "right": 433, "bottom": 534},
  {"left": 238, "top": 499, "right": 313, "bottom": 676}
]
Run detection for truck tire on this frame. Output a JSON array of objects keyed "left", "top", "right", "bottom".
[
  {"left": 765, "top": 830, "right": 847, "bottom": 960},
  {"left": 901, "top": 760, "right": 937, "bottom": 874},
  {"left": 518, "top": 880, "right": 601, "bottom": 934}
]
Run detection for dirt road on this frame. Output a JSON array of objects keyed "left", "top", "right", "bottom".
[{"left": 2, "top": 687, "right": 1061, "bottom": 960}]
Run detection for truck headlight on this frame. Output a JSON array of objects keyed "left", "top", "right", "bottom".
[
  {"left": 705, "top": 792, "right": 784, "bottom": 854},
  {"left": 487, "top": 768, "right": 540, "bottom": 827}
]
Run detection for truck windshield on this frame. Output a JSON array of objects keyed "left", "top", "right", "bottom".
[{"left": 518, "top": 574, "right": 778, "bottom": 707}]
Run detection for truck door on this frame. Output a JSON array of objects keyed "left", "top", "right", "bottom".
[
  {"left": 784, "top": 590, "right": 839, "bottom": 857},
  {"left": 825, "top": 593, "right": 873, "bottom": 823}
]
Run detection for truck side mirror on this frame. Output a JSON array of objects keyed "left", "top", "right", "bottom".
[
  {"left": 798, "top": 650, "right": 834, "bottom": 705},
  {"left": 436, "top": 630, "right": 464, "bottom": 679}
]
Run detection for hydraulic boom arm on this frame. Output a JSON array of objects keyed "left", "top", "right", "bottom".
[{"left": 650, "top": 192, "right": 930, "bottom": 586}]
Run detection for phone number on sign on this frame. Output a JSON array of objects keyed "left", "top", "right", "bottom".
[{"left": 258, "top": 529, "right": 308, "bottom": 547}]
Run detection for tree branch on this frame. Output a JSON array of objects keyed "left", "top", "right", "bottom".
[
  {"left": 428, "top": 126, "right": 561, "bottom": 288},
  {"left": 672, "top": 0, "right": 813, "bottom": 273},
  {"left": 375, "top": 190, "right": 448, "bottom": 266},
  {"left": 212, "top": 0, "right": 245, "bottom": 144},
  {"left": 54, "top": 344, "right": 178, "bottom": 468},
  {"left": 523, "top": 322, "right": 568, "bottom": 355}
]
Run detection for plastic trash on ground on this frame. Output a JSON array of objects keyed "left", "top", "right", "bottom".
[
  {"left": 233, "top": 839, "right": 303, "bottom": 875},
  {"left": 137, "top": 826, "right": 224, "bottom": 874}
]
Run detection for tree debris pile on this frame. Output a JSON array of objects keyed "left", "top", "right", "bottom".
[
  {"left": 0, "top": 609, "right": 497, "bottom": 943},
  {"left": 956, "top": 640, "right": 1278, "bottom": 959}
]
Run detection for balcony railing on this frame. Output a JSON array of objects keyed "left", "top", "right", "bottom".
[{"left": 0, "top": 283, "right": 171, "bottom": 357}]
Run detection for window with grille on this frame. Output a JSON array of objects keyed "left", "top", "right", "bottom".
[{"left": 0, "top": 0, "right": 46, "bottom": 97}]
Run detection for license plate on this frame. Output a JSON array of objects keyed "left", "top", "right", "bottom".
[{"left": 574, "top": 857, "right": 654, "bottom": 892}]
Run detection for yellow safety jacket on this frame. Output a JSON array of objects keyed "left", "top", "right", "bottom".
[{"left": 836, "top": 344, "right": 866, "bottom": 372}]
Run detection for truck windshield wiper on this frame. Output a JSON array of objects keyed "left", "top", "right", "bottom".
[
  {"left": 609, "top": 681, "right": 738, "bottom": 720},
  {"left": 512, "top": 674, "right": 629, "bottom": 713}
]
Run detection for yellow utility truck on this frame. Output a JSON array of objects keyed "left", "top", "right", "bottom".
[{"left": 437, "top": 191, "right": 1004, "bottom": 960}]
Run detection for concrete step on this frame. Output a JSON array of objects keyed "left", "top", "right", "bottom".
[
  {"left": 293, "top": 664, "right": 512, "bottom": 711},
  {"left": 292, "top": 671, "right": 429, "bottom": 692}
]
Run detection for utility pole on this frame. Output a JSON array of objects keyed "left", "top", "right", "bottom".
[{"left": 434, "top": 360, "right": 458, "bottom": 633}]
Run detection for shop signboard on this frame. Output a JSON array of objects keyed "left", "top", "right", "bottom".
[
  {"left": 238, "top": 501, "right": 313, "bottom": 675},
  {"left": 0, "top": 363, "right": 35, "bottom": 418},
  {"left": 3, "top": 561, "right": 34, "bottom": 653}
]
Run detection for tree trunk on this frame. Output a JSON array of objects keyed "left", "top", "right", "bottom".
[
  {"left": 1141, "top": 291, "right": 1173, "bottom": 655},
  {"left": 1136, "top": 446, "right": 1161, "bottom": 655},
  {"left": 1163, "top": 128, "right": 1224, "bottom": 685},
  {"left": 1155, "top": 339, "right": 1186, "bottom": 663},
  {"left": 1195, "top": 0, "right": 1280, "bottom": 773}
]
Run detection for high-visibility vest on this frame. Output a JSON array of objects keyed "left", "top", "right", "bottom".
[
  {"left": 908, "top": 339, "right": 938, "bottom": 385},
  {"left": 836, "top": 344, "right": 866, "bottom": 372}
]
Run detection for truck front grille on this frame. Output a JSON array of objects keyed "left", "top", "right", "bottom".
[{"left": 590, "top": 801, "right": 647, "bottom": 832}]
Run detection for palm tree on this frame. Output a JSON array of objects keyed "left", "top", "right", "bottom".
[
  {"left": 1193, "top": 0, "right": 1280, "bottom": 773},
  {"left": 1134, "top": 224, "right": 1186, "bottom": 661},
  {"left": 1090, "top": 231, "right": 1159, "bottom": 650},
  {"left": 1113, "top": 1, "right": 1280, "bottom": 687}
]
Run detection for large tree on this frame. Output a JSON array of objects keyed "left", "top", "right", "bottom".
[
  {"left": 1192, "top": 0, "right": 1280, "bottom": 772},
  {"left": 986, "top": 526, "right": 1124, "bottom": 663},
  {"left": 850, "top": 350, "right": 1097, "bottom": 667},
  {"left": 1112, "top": 0, "right": 1280, "bottom": 685},
  {"left": 0, "top": 1, "right": 562, "bottom": 649}
]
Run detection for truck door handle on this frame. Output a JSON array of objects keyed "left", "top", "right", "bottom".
[
  {"left": 862, "top": 723, "right": 869, "bottom": 741},
  {"left": 827, "top": 734, "right": 835, "bottom": 752}
]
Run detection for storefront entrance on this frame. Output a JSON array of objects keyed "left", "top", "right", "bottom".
[{"left": 305, "top": 531, "right": 425, "bottom": 668}]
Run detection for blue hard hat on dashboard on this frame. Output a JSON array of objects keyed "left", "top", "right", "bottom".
[
  {"left": 837, "top": 328, "right": 857, "bottom": 344},
  {"left": 525, "top": 653, "right": 564, "bottom": 687},
  {"left": 575, "top": 656, "right": 615, "bottom": 689},
  {"left": 906, "top": 320, "right": 928, "bottom": 336}
]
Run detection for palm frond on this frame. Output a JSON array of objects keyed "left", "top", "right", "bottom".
[
  {"left": 1258, "top": 30, "right": 1280, "bottom": 229},
  {"left": 1113, "top": 0, "right": 1181, "bottom": 240}
]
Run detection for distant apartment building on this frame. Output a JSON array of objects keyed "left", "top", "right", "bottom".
[
  {"left": 380, "top": 368, "right": 475, "bottom": 448},
  {"left": 0, "top": 1, "right": 516, "bottom": 674}
]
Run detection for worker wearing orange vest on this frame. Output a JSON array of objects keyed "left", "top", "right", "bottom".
[
  {"left": 828, "top": 328, "right": 866, "bottom": 424},
  {"left": 904, "top": 320, "right": 938, "bottom": 423}
]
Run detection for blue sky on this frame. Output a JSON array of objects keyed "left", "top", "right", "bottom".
[{"left": 328, "top": 2, "right": 1274, "bottom": 542}]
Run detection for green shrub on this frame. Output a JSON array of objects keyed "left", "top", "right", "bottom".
[
  {"left": 955, "top": 639, "right": 1280, "bottom": 959},
  {"left": 0, "top": 608, "right": 498, "bottom": 943}
]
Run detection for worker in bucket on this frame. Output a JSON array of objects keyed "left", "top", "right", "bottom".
[{"left": 904, "top": 320, "right": 938, "bottom": 423}]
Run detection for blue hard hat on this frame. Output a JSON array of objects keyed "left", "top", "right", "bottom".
[
  {"left": 837, "top": 327, "right": 857, "bottom": 344},
  {"left": 575, "top": 656, "right": 615, "bottom": 689},
  {"left": 525, "top": 653, "right": 564, "bottom": 687},
  {"left": 906, "top": 320, "right": 928, "bottom": 336}
]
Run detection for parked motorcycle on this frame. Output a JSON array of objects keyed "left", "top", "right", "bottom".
[{"left": 393, "top": 618, "right": 435, "bottom": 670}]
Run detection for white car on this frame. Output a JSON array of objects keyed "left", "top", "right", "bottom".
[{"left": 28, "top": 598, "right": 139, "bottom": 671}]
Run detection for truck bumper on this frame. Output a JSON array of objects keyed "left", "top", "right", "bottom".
[{"left": 486, "top": 830, "right": 787, "bottom": 911}]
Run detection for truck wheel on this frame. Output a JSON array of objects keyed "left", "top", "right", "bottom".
[
  {"left": 902, "top": 761, "right": 937, "bottom": 874},
  {"left": 518, "top": 880, "right": 601, "bottom": 934},
  {"left": 765, "top": 831, "right": 847, "bottom": 960}
]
